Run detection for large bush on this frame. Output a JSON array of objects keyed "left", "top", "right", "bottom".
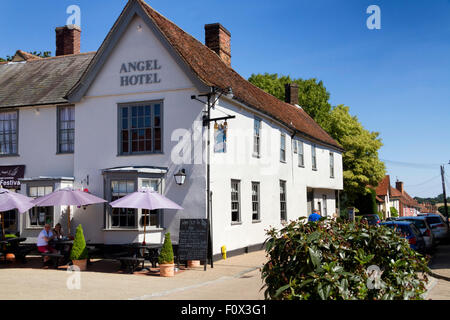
[
  {"left": 390, "top": 207, "right": 398, "bottom": 217},
  {"left": 262, "top": 218, "right": 430, "bottom": 300}
]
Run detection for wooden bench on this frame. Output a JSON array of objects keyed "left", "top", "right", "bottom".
[
  {"left": 118, "top": 257, "right": 145, "bottom": 274},
  {"left": 40, "top": 253, "right": 65, "bottom": 269}
]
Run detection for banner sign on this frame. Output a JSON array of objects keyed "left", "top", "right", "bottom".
[{"left": 0, "top": 165, "right": 25, "bottom": 189}]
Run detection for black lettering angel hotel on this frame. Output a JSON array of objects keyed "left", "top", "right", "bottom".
[{"left": 120, "top": 59, "right": 162, "bottom": 86}]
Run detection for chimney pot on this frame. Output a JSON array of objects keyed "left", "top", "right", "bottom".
[
  {"left": 55, "top": 25, "right": 81, "bottom": 56},
  {"left": 205, "top": 23, "right": 231, "bottom": 67},
  {"left": 285, "top": 83, "right": 299, "bottom": 105}
]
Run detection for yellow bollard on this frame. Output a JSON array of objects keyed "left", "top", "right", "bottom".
[{"left": 221, "top": 245, "right": 227, "bottom": 260}]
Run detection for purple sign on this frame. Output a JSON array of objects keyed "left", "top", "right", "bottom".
[{"left": 0, "top": 165, "right": 25, "bottom": 189}]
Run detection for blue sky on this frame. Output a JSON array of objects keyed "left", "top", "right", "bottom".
[{"left": 1, "top": 0, "right": 450, "bottom": 197}]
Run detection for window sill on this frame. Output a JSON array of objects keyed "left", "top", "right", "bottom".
[
  {"left": 102, "top": 228, "right": 139, "bottom": 232},
  {"left": 252, "top": 153, "right": 261, "bottom": 159},
  {"left": 117, "top": 152, "right": 164, "bottom": 157},
  {"left": 298, "top": 165, "right": 305, "bottom": 168},
  {"left": 102, "top": 228, "right": 165, "bottom": 232},
  {"left": 280, "top": 160, "right": 287, "bottom": 164},
  {"left": 252, "top": 220, "right": 261, "bottom": 224},
  {"left": 25, "top": 227, "right": 47, "bottom": 230},
  {"left": 0, "top": 154, "right": 20, "bottom": 158},
  {"left": 312, "top": 168, "right": 318, "bottom": 171},
  {"left": 231, "top": 222, "right": 242, "bottom": 226},
  {"left": 56, "top": 152, "right": 74, "bottom": 155}
]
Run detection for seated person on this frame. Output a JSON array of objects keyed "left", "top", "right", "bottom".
[
  {"left": 37, "top": 224, "right": 57, "bottom": 262},
  {"left": 53, "top": 223, "right": 64, "bottom": 240}
]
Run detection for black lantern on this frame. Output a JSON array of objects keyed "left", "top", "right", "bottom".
[{"left": 174, "top": 169, "right": 186, "bottom": 186}]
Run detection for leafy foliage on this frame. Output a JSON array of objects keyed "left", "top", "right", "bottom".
[
  {"left": 248, "top": 73, "right": 332, "bottom": 127},
  {"left": 324, "top": 105, "right": 386, "bottom": 203},
  {"left": 70, "top": 224, "right": 88, "bottom": 260},
  {"left": 355, "top": 188, "right": 378, "bottom": 215},
  {"left": 390, "top": 207, "right": 399, "bottom": 217},
  {"left": 158, "top": 232, "right": 174, "bottom": 264},
  {"left": 261, "top": 218, "right": 430, "bottom": 300}
]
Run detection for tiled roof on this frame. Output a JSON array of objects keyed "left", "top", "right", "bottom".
[
  {"left": 0, "top": 52, "right": 95, "bottom": 108},
  {"left": 376, "top": 175, "right": 390, "bottom": 196},
  {"left": 138, "top": 0, "right": 342, "bottom": 150}
]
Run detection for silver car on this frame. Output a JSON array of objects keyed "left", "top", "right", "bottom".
[
  {"left": 418, "top": 213, "right": 449, "bottom": 242},
  {"left": 397, "top": 216, "right": 436, "bottom": 251}
]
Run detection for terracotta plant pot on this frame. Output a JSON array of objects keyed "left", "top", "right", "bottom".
[
  {"left": 72, "top": 259, "right": 88, "bottom": 271},
  {"left": 5, "top": 253, "right": 15, "bottom": 262},
  {"left": 159, "top": 263, "right": 175, "bottom": 277},
  {"left": 187, "top": 260, "right": 201, "bottom": 268}
]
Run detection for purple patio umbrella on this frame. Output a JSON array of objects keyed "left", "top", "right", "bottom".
[
  {"left": 32, "top": 187, "right": 107, "bottom": 236},
  {"left": 109, "top": 188, "right": 183, "bottom": 244},
  {"left": 0, "top": 189, "right": 35, "bottom": 238}
]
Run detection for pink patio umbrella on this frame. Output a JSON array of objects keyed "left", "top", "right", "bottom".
[
  {"left": 32, "top": 187, "right": 107, "bottom": 236},
  {"left": 109, "top": 188, "right": 183, "bottom": 244},
  {"left": 0, "top": 189, "right": 35, "bottom": 239}
]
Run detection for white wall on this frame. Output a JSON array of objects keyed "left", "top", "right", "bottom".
[
  {"left": 209, "top": 98, "right": 343, "bottom": 254},
  {"left": 72, "top": 15, "right": 206, "bottom": 244}
]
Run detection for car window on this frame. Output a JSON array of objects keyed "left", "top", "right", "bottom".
[
  {"left": 409, "top": 224, "right": 421, "bottom": 237},
  {"left": 426, "top": 217, "right": 442, "bottom": 225},
  {"left": 410, "top": 220, "right": 426, "bottom": 229},
  {"left": 391, "top": 224, "right": 411, "bottom": 237}
]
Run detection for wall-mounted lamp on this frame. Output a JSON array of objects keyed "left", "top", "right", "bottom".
[
  {"left": 34, "top": 108, "right": 40, "bottom": 115},
  {"left": 174, "top": 169, "right": 186, "bottom": 186},
  {"left": 137, "top": 25, "right": 143, "bottom": 32}
]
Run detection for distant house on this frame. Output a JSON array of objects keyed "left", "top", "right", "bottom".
[
  {"left": 376, "top": 175, "right": 421, "bottom": 217},
  {"left": 375, "top": 175, "right": 391, "bottom": 219}
]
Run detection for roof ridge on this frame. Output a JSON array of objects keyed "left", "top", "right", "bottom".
[{"left": 26, "top": 51, "right": 97, "bottom": 62}]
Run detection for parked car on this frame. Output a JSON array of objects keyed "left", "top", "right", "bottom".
[
  {"left": 380, "top": 221, "right": 426, "bottom": 253},
  {"left": 418, "top": 213, "right": 449, "bottom": 242},
  {"left": 385, "top": 217, "right": 398, "bottom": 222},
  {"left": 360, "top": 214, "right": 381, "bottom": 226},
  {"left": 396, "top": 216, "right": 436, "bottom": 251}
]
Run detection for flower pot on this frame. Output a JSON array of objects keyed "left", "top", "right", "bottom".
[
  {"left": 5, "top": 253, "right": 15, "bottom": 262},
  {"left": 159, "top": 263, "right": 175, "bottom": 277},
  {"left": 72, "top": 259, "right": 87, "bottom": 271},
  {"left": 187, "top": 260, "right": 201, "bottom": 268}
]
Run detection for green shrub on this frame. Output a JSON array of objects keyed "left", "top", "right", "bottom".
[
  {"left": 390, "top": 207, "right": 398, "bottom": 217},
  {"left": 70, "top": 224, "right": 88, "bottom": 260},
  {"left": 158, "top": 232, "right": 174, "bottom": 264},
  {"left": 262, "top": 218, "right": 430, "bottom": 300}
]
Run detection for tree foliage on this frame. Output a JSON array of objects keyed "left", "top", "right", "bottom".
[
  {"left": 262, "top": 218, "right": 430, "bottom": 300},
  {"left": 248, "top": 73, "right": 331, "bottom": 127},
  {"left": 324, "top": 105, "right": 386, "bottom": 202}
]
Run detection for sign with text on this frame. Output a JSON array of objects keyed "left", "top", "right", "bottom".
[
  {"left": 178, "top": 219, "right": 208, "bottom": 262},
  {"left": 0, "top": 165, "right": 25, "bottom": 189},
  {"left": 120, "top": 59, "right": 162, "bottom": 87}
]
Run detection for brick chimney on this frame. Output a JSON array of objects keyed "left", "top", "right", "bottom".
[
  {"left": 55, "top": 25, "right": 81, "bottom": 56},
  {"left": 396, "top": 181, "right": 404, "bottom": 194},
  {"left": 205, "top": 23, "right": 231, "bottom": 67},
  {"left": 285, "top": 83, "right": 299, "bottom": 105}
]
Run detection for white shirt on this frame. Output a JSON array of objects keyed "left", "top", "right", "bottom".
[{"left": 37, "top": 229, "right": 53, "bottom": 247}]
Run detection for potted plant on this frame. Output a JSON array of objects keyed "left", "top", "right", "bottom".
[
  {"left": 158, "top": 232, "right": 175, "bottom": 277},
  {"left": 70, "top": 224, "right": 88, "bottom": 271}
]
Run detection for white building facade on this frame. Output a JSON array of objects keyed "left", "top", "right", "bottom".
[{"left": 0, "top": 0, "right": 343, "bottom": 258}]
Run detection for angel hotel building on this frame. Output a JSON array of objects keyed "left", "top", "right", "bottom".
[{"left": 0, "top": 0, "right": 343, "bottom": 259}]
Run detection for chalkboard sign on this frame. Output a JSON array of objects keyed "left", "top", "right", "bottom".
[{"left": 178, "top": 219, "right": 208, "bottom": 262}]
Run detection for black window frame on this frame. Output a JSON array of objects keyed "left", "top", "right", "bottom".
[
  {"left": 57, "top": 105, "right": 75, "bottom": 154},
  {"left": 0, "top": 109, "right": 18, "bottom": 156},
  {"left": 118, "top": 100, "right": 163, "bottom": 156}
]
